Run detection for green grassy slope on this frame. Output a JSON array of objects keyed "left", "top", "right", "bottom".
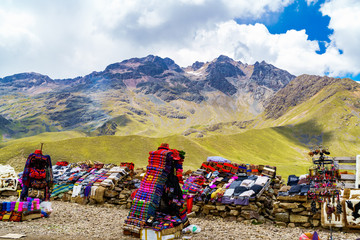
[
  {"left": 259, "top": 78, "right": 360, "bottom": 156},
  {"left": 0, "top": 129, "right": 311, "bottom": 178}
]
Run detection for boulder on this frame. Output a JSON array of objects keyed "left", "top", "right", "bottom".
[
  {"left": 203, "top": 204, "right": 216, "bottom": 211},
  {"left": 216, "top": 205, "right": 226, "bottom": 211},
  {"left": 279, "top": 202, "right": 299, "bottom": 209},
  {"left": 288, "top": 223, "right": 296, "bottom": 228},
  {"left": 192, "top": 205, "right": 200, "bottom": 213},
  {"left": 291, "top": 207, "right": 305, "bottom": 213},
  {"left": 104, "top": 190, "right": 119, "bottom": 198},
  {"left": 273, "top": 208, "right": 286, "bottom": 213},
  {"left": 311, "top": 219, "right": 320, "bottom": 227},
  {"left": 289, "top": 214, "right": 309, "bottom": 223},
  {"left": 241, "top": 210, "right": 259, "bottom": 220},
  {"left": 275, "top": 212, "right": 289, "bottom": 222},
  {"left": 230, "top": 210, "right": 240, "bottom": 216},
  {"left": 275, "top": 221, "right": 287, "bottom": 227}
]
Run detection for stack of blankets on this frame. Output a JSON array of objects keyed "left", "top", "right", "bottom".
[
  {"left": 183, "top": 169, "right": 271, "bottom": 206},
  {"left": 124, "top": 149, "right": 174, "bottom": 235},
  {"left": 49, "top": 163, "right": 129, "bottom": 198}
]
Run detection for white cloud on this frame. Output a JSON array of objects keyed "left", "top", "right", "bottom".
[
  {"left": 305, "top": 0, "right": 318, "bottom": 6},
  {"left": 0, "top": 0, "right": 359, "bottom": 80},
  {"left": 320, "top": 0, "right": 360, "bottom": 77}
]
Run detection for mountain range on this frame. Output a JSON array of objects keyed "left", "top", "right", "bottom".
[{"left": 0, "top": 55, "right": 359, "bottom": 177}]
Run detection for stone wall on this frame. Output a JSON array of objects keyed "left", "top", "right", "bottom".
[{"left": 273, "top": 196, "right": 320, "bottom": 228}]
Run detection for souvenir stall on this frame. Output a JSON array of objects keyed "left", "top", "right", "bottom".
[
  {"left": 123, "top": 144, "right": 188, "bottom": 239},
  {"left": 274, "top": 147, "right": 360, "bottom": 233},
  {"left": 0, "top": 197, "right": 51, "bottom": 222},
  {"left": 50, "top": 161, "right": 132, "bottom": 204},
  {"left": 183, "top": 158, "right": 275, "bottom": 211},
  {"left": 20, "top": 146, "right": 53, "bottom": 201}
]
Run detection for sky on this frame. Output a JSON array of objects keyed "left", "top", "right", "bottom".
[{"left": 0, "top": 0, "right": 359, "bottom": 81}]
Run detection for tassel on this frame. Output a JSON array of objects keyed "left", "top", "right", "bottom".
[
  {"left": 336, "top": 200, "right": 342, "bottom": 214},
  {"left": 311, "top": 200, "right": 317, "bottom": 213}
]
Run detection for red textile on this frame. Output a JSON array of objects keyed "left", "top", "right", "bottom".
[
  {"left": 34, "top": 149, "right": 42, "bottom": 155},
  {"left": 186, "top": 197, "right": 193, "bottom": 213}
]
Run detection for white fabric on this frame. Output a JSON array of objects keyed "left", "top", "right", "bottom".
[
  {"left": 239, "top": 190, "right": 255, "bottom": 197},
  {"left": 108, "top": 173, "right": 121, "bottom": 181},
  {"left": 223, "top": 189, "right": 234, "bottom": 197},
  {"left": 254, "top": 176, "right": 269, "bottom": 186},
  {"left": 206, "top": 156, "right": 231, "bottom": 163},
  {"left": 72, "top": 185, "right": 82, "bottom": 197},
  {"left": 90, "top": 186, "right": 98, "bottom": 196},
  {"left": 108, "top": 166, "right": 126, "bottom": 173},
  {"left": 240, "top": 179, "right": 255, "bottom": 188},
  {"left": 0, "top": 164, "right": 17, "bottom": 178}
]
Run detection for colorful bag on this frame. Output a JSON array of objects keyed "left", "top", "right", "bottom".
[
  {"left": 10, "top": 211, "right": 22, "bottom": 222},
  {"left": 0, "top": 210, "right": 5, "bottom": 221},
  {"left": 2, "top": 211, "right": 12, "bottom": 221},
  {"left": 28, "top": 188, "right": 45, "bottom": 199},
  {"left": 29, "top": 168, "right": 46, "bottom": 179}
]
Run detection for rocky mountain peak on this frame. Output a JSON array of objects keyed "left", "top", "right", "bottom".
[
  {"left": 190, "top": 61, "right": 204, "bottom": 71},
  {"left": 250, "top": 61, "right": 295, "bottom": 91},
  {"left": 215, "top": 55, "right": 233, "bottom": 62}
]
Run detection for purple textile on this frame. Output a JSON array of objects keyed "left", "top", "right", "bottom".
[{"left": 233, "top": 197, "right": 249, "bottom": 205}]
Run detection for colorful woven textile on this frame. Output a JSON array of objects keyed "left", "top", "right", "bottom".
[
  {"left": 125, "top": 146, "right": 179, "bottom": 234},
  {"left": 50, "top": 183, "right": 74, "bottom": 197}
]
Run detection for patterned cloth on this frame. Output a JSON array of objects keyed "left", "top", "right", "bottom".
[
  {"left": 124, "top": 146, "right": 187, "bottom": 234},
  {"left": 21, "top": 153, "right": 53, "bottom": 201}
]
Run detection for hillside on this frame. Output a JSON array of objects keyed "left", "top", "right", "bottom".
[{"left": 0, "top": 128, "right": 310, "bottom": 178}]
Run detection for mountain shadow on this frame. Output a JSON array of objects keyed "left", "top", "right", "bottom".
[{"left": 272, "top": 119, "right": 334, "bottom": 149}]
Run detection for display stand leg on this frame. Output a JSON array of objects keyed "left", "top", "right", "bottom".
[{"left": 328, "top": 217, "right": 333, "bottom": 240}]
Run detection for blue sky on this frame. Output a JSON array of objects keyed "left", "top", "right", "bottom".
[{"left": 0, "top": 0, "right": 359, "bottom": 81}]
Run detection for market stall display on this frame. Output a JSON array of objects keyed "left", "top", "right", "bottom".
[{"left": 123, "top": 144, "right": 188, "bottom": 238}]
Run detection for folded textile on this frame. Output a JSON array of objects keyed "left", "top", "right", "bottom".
[
  {"left": 206, "top": 156, "right": 231, "bottom": 163},
  {"left": 223, "top": 188, "right": 234, "bottom": 197},
  {"left": 221, "top": 196, "right": 234, "bottom": 204},
  {"left": 240, "top": 179, "right": 255, "bottom": 188},
  {"left": 289, "top": 184, "right": 302, "bottom": 194},
  {"left": 72, "top": 184, "right": 82, "bottom": 197},
  {"left": 233, "top": 197, "right": 249, "bottom": 205},
  {"left": 228, "top": 180, "right": 242, "bottom": 189},
  {"left": 239, "top": 190, "right": 255, "bottom": 197},
  {"left": 234, "top": 186, "right": 248, "bottom": 196},
  {"left": 287, "top": 175, "right": 299, "bottom": 186},
  {"left": 50, "top": 183, "right": 74, "bottom": 197},
  {"left": 250, "top": 184, "right": 263, "bottom": 194},
  {"left": 90, "top": 186, "right": 98, "bottom": 196},
  {"left": 279, "top": 185, "right": 291, "bottom": 192},
  {"left": 300, "top": 184, "right": 310, "bottom": 195},
  {"left": 254, "top": 176, "right": 269, "bottom": 186}
]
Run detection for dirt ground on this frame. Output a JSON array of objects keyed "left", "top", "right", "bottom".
[{"left": 0, "top": 198, "right": 359, "bottom": 240}]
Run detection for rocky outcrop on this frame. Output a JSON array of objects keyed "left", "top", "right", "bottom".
[{"left": 264, "top": 75, "right": 359, "bottom": 119}]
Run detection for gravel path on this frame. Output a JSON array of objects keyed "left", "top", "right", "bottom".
[{"left": 0, "top": 198, "right": 359, "bottom": 240}]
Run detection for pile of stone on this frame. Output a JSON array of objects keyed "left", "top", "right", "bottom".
[{"left": 273, "top": 195, "right": 320, "bottom": 228}]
